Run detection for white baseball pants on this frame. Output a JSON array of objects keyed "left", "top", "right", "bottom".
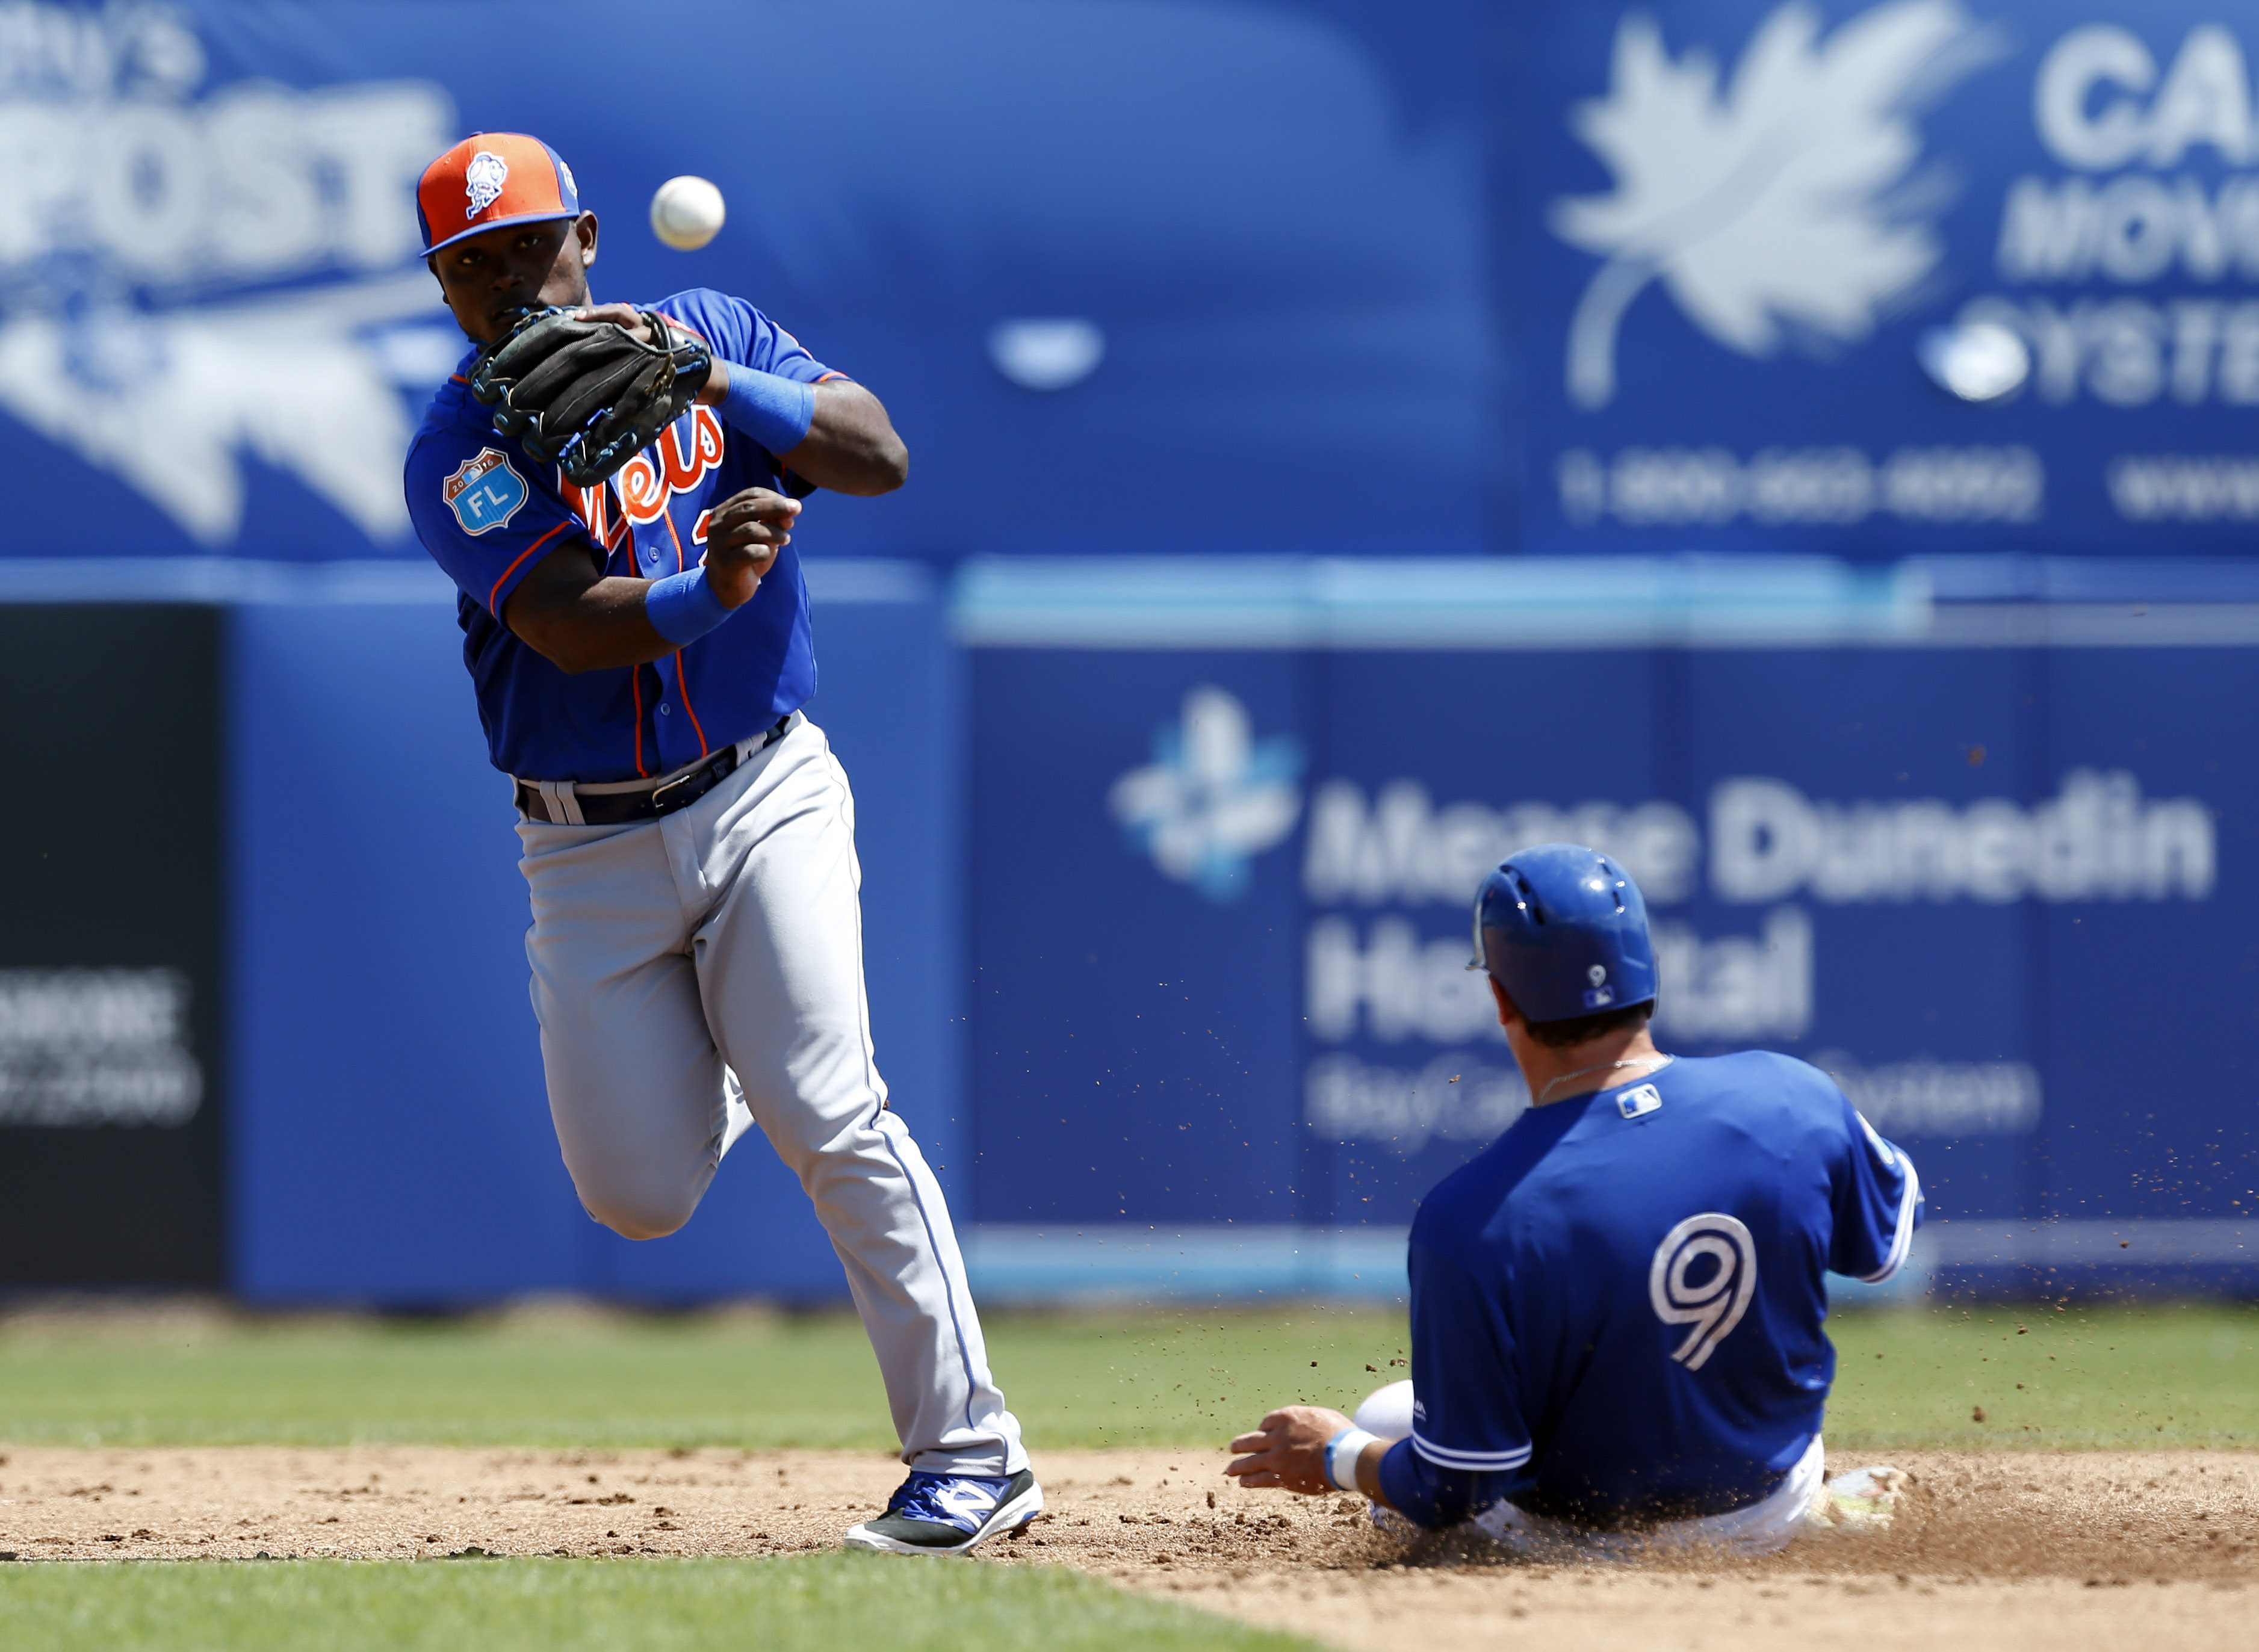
[
  {"left": 515, "top": 713, "right": 1026, "bottom": 1477},
  {"left": 1470, "top": 1433, "right": 1829, "bottom": 1559}
]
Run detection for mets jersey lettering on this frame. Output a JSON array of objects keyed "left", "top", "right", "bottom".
[
  {"left": 406, "top": 288, "right": 839, "bottom": 784},
  {"left": 554, "top": 407, "right": 727, "bottom": 551}
]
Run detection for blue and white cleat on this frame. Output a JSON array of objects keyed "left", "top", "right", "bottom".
[{"left": 842, "top": 1468, "right": 1044, "bottom": 1556}]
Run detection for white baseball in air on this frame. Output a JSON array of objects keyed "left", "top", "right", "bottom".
[
  {"left": 650, "top": 176, "right": 725, "bottom": 250},
  {"left": 1353, "top": 1379, "right": 1415, "bottom": 1441}
]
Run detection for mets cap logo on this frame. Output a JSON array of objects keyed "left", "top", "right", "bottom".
[
  {"left": 444, "top": 448, "right": 528, "bottom": 536},
  {"left": 465, "top": 151, "right": 508, "bottom": 217}
]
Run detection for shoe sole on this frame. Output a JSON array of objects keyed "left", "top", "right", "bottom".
[{"left": 840, "top": 1481, "right": 1045, "bottom": 1556}]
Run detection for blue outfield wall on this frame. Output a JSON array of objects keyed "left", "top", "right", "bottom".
[
  {"left": 13, "top": 0, "right": 2259, "bottom": 1304},
  {"left": 10, "top": 553, "right": 2257, "bottom": 1305},
  {"left": 224, "top": 560, "right": 961, "bottom": 1307}
]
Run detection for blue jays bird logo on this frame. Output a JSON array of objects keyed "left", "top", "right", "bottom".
[{"left": 444, "top": 448, "right": 528, "bottom": 534}]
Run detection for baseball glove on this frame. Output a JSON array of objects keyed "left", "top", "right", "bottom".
[{"left": 468, "top": 307, "right": 714, "bottom": 486}]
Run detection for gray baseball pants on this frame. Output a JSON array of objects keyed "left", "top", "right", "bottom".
[{"left": 515, "top": 712, "right": 1026, "bottom": 1477}]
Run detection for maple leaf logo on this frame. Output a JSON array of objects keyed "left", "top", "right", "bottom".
[{"left": 1552, "top": 0, "right": 1994, "bottom": 409}]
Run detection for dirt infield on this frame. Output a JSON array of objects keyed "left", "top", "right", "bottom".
[{"left": 1, "top": 1445, "right": 2253, "bottom": 1650}]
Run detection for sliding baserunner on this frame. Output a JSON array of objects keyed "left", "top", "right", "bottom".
[{"left": 1228, "top": 844, "right": 1919, "bottom": 1556}]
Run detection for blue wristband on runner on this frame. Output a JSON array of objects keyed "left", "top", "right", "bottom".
[
  {"left": 643, "top": 565, "right": 733, "bottom": 646},
  {"left": 717, "top": 363, "right": 817, "bottom": 454}
]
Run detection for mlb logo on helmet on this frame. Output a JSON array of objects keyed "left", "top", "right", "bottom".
[
  {"left": 417, "top": 133, "right": 581, "bottom": 256},
  {"left": 444, "top": 448, "right": 528, "bottom": 535}
]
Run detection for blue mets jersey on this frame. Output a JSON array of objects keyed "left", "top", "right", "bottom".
[
  {"left": 1377, "top": 1050, "right": 1921, "bottom": 1529},
  {"left": 405, "top": 289, "right": 843, "bottom": 783}
]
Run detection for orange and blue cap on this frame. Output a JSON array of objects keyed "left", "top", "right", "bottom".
[{"left": 418, "top": 133, "right": 583, "bottom": 256}]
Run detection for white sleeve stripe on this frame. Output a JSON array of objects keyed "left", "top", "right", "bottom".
[
  {"left": 1410, "top": 1429, "right": 1532, "bottom": 1472},
  {"left": 1860, "top": 1152, "right": 1922, "bottom": 1283}
]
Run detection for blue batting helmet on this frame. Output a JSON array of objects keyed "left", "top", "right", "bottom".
[{"left": 1467, "top": 844, "right": 1657, "bottom": 1022}]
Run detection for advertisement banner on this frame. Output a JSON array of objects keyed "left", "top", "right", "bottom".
[
  {"left": 25, "top": 2, "right": 2259, "bottom": 565},
  {"left": 968, "top": 602, "right": 2257, "bottom": 1290},
  {"left": 0, "top": 0, "right": 1486, "bottom": 565},
  {"left": 1509, "top": 0, "right": 2259, "bottom": 555}
]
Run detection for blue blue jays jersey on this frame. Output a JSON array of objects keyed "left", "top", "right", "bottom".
[
  {"left": 1378, "top": 1051, "right": 1921, "bottom": 1529},
  {"left": 404, "top": 290, "right": 843, "bottom": 783}
]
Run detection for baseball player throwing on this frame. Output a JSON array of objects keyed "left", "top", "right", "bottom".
[
  {"left": 404, "top": 133, "right": 1035, "bottom": 1555},
  {"left": 1227, "top": 844, "right": 1921, "bottom": 1555}
]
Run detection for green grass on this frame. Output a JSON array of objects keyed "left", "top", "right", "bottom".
[
  {"left": 0, "top": 1553, "right": 1315, "bottom": 1652},
  {"left": 1824, "top": 1301, "right": 2259, "bottom": 1449},
  {"left": 0, "top": 1305, "right": 1408, "bottom": 1450},
  {"left": 1, "top": 1300, "right": 2253, "bottom": 1453}
]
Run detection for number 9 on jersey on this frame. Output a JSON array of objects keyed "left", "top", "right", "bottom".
[{"left": 1649, "top": 1213, "right": 1758, "bottom": 1370}]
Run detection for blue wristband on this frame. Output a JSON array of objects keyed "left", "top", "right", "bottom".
[
  {"left": 644, "top": 565, "right": 733, "bottom": 646},
  {"left": 717, "top": 363, "right": 817, "bottom": 455}
]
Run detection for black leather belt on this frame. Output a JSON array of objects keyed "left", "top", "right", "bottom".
[{"left": 516, "top": 715, "right": 792, "bottom": 825}]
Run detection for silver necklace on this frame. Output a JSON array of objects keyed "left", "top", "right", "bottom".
[{"left": 1535, "top": 1054, "right": 1672, "bottom": 1104}]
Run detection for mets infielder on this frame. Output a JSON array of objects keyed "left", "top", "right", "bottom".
[
  {"left": 1227, "top": 844, "right": 1922, "bottom": 1555},
  {"left": 404, "top": 133, "right": 1035, "bottom": 1555}
]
